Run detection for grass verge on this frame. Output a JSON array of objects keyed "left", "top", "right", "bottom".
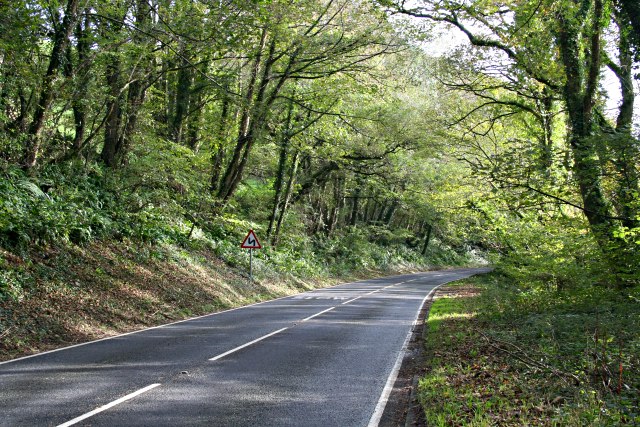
[{"left": 419, "top": 273, "right": 640, "bottom": 426}]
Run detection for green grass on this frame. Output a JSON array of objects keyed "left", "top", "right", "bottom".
[{"left": 419, "top": 273, "right": 640, "bottom": 426}]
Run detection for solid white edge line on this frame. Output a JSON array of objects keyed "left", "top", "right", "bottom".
[
  {"left": 341, "top": 297, "right": 361, "bottom": 305},
  {"left": 301, "top": 306, "right": 336, "bottom": 321},
  {"left": 0, "top": 272, "right": 430, "bottom": 367},
  {"left": 366, "top": 283, "right": 442, "bottom": 427},
  {"left": 56, "top": 383, "right": 161, "bottom": 427},
  {"left": 209, "top": 327, "right": 288, "bottom": 361}
]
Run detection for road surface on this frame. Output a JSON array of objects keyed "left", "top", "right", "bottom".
[{"left": 0, "top": 268, "right": 489, "bottom": 426}]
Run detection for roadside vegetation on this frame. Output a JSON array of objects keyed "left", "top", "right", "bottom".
[{"left": 420, "top": 273, "right": 640, "bottom": 425}]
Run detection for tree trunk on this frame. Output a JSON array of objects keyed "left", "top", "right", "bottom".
[
  {"left": 267, "top": 140, "right": 289, "bottom": 241},
  {"left": 100, "top": 55, "right": 124, "bottom": 167},
  {"left": 210, "top": 91, "right": 231, "bottom": 193},
  {"left": 620, "top": 0, "right": 640, "bottom": 45},
  {"left": 557, "top": 1, "right": 638, "bottom": 285},
  {"left": 538, "top": 91, "right": 554, "bottom": 171},
  {"left": 349, "top": 185, "right": 361, "bottom": 227},
  {"left": 171, "top": 50, "right": 192, "bottom": 145},
  {"left": 557, "top": 0, "right": 614, "bottom": 244},
  {"left": 217, "top": 29, "right": 268, "bottom": 203},
  {"left": 610, "top": 13, "right": 639, "bottom": 229},
  {"left": 267, "top": 100, "right": 295, "bottom": 240},
  {"left": 326, "top": 176, "right": 345, "bottom": 236},
  {"left": 272, "top": 151, "right": 299, "bottom": 247},
  {"left": 22, "top": 0, "right": 80, "bottom": 169},
  {"left": 422, "top": 224, "right": 433, "bottom": 256},
  {"left": 187, "top": 88, "right": 204, "bottom": 152},
  {"left": 382, "top": 199, "right": 398, "bottom": 226}
]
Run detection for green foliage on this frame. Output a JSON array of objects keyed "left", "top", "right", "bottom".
[
  {"left": 0, "top": 164, "right": 113, "bottom": 248},
  {"left": 0, "top": 263, "right": 33, "bottom": 302}
]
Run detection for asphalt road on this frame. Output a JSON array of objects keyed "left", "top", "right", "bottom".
[{"left": 0, "top": 268, "right": 490, "bottom": 426}]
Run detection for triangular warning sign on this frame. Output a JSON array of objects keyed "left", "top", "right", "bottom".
[{"left": 240, "top": 229, "right": 262, "bottom": 249}]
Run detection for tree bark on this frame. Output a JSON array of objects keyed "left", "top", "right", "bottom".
[
  {"left": 171, "top": 49, "right": 192, "bottom": 145},
  {"left": 267, "top": 99, "right": 295, "bottom": 240},
  {"left": 421, "top": 224, "right": 433, "bottom": 256},
  {"left": 210, "top": 90, "right": 231, "bottom": 193},
  {"left": 609, "top": 15, "right": 640, "bottom": 229},
  {"left": 100, "top": 54, "right": 124, "bottom": 167},
  {"left": 272, "top": 151, "right": 299, "bottom": 247},
  {"left": 22, "top": 0, "right": 80, "bottom": 169},
  {"left": 557, "top": 0, "right": 614, "bottom": 245},
  {"left": 327, "top": 176, "right": 345, "bottom": 236},
  {"left": 349, "top": 185, "right": 361, "bottom": 227},
  {"left": 267, "top": 140, "right": 289, "bottom": 241}
]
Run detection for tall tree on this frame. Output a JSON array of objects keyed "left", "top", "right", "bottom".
[
  {"left": 385, "top": 0, "right": 639, "bottom": 281},
  {"left": 214, "top": 0, "right": 397, "bottom": 206},
  {"left": 22, "top": 0, "right": 80, "bottom": 169}
]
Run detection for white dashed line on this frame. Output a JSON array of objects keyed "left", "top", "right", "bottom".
[
  {"left": 209, "top": 328, "right": 289, "bottom": 361},
  {"left": 301, "top": 307, "right": 336, "bottom": 321},
  {"left": 56, "top": 383, "right": 161, "bottom": 427}
]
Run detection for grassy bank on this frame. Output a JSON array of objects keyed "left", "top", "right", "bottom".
[{"left": 419, "top": 273, "right": 640, "bottom": 426}]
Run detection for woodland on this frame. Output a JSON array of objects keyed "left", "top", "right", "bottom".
[{"left": 0, "top": 0, "right": 639, "bottom": 424}]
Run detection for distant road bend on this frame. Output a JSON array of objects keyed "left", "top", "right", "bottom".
[{"left": 0, "top": 268, "right": 490, "bottom": 426}]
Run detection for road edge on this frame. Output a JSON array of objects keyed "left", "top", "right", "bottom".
[{"left": 368, "top": 281, "right": 443, "bottom": 427}]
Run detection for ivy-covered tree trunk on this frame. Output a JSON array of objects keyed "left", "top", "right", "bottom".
[
  {"left": 609, "top": 10, "right": 640, "bottom": 229},
  {"left": 349, "top": 185, "right": 362, "bottom": 227},
  {"left": 326, "top": 176, "right": 345, "bottom": 236},
  {"left": 267, "top": 141, "right": 290, "bottom": 242},
  {"left": 422, "top": 224, "right": 433, "bottom": 255},
  {"left": 556, "top": 0, "right": 638, "bottom": 283},
  {"left": 267, "top": 100, "right": 295, "bottom": 241},
  {"left": 210, "top": 91, "right": 231, "bottom": 193}
]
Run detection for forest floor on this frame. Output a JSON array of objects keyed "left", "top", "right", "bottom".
[
  {"left": 0, "top": 240, "right": 420, "bottom": 362},
  {"left": 416, "top": 274, "right": 640, "bottom": 426}
]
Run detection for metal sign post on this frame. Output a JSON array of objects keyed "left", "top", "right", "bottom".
[{"left": 240, "top": 229, "right": 262, "bottom": 281}]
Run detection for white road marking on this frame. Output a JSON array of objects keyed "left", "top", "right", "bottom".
[
  {"left": 367, "top": 283, "right": 441, "bottom": 427},
  {"left": 56, "top": 383, "right": 161, "bottom": 427},
  {"left": 301, "top": 307, "right": 336, "bottom": 321},
  {"left": 341, "top": 297, "right": 361, "bottom": 305},
  {"left": 209, "top": 328, "right": 289, "bottom": 361}
]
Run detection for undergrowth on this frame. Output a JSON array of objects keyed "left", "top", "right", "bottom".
[{"left": 419, "top": 273, "right": 640, "bottom": 426}]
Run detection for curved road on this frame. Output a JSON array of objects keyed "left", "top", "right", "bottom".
[{"left": 0, "top": 268, "right": 489, "bottom": 426}]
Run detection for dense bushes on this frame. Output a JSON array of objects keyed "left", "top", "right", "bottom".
[{"left": 1, "top": 164, "right": 113, "bottom": 248}]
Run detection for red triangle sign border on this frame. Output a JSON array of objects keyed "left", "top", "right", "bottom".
[{"left": 240, "top": 229, "right": 262, "bottom": 249}]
